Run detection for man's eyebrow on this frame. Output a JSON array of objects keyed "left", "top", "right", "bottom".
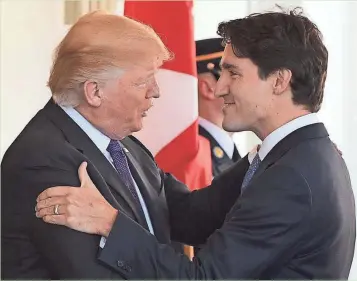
[
  {"left": 138, "top": 71, "right": 155, "bottom": 80},
  {"left": 219, "top": 62, "right": 241, "bottom": 71}
]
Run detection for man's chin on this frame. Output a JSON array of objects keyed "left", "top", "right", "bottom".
[
  {"left": 133, "top": 120, "right": 144, "bottom": 133},
  {"left": 222, "top": 121, "right": 245, "bottom": 133}
]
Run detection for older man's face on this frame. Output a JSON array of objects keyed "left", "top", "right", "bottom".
[{"left": 98, "top": 59, "right": 162, "bottom": 139}]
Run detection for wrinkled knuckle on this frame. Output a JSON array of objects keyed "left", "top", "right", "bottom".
[
  {"left": 38, "top": 201, "right": 45, "bottom": 209},
  {"left": 43, "top": 198, "right": 49, "bottom": 207},
  {"left": 39, "top": 208, "right": 47, "bottom": 217},
  {"left": 44, "top": 215, "right": 55, "bottom": 223},
  {"left": 43, "top": 190, "right": 49, "bottom": 199},
  {"left": 36, "top": 202, "right": 42, "bottom": 210},
  {"left": 43, "top": 208, "right": 50, "bottom": 216}
]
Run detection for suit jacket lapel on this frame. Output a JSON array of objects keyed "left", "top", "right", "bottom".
[
  {"left": 253, "top": 123, "right": 329, "bottom": 179},
  {"left": 121, "top": 137, "right": 170, "bottom": 243},
  {"left": 43, "top": 99, "right": 147, "bottom": 226}
]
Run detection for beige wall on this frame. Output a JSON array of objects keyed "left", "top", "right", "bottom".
[{"left": 0, "top": 0, "right": 68, "bottom": 157}]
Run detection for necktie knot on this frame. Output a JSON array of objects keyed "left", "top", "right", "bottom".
[{"left": 107, "top": 139, "right": 124, "bottom": 155}]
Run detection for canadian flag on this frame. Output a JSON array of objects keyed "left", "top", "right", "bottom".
[{"left": 125, "top": 0, "right": 212, "bottom": 190}]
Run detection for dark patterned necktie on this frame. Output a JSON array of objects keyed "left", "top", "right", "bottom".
[
  {"left": 106, "top": 139, "right": 142, "bottom": 207},
  {"left": 241, "top": 153, "right": 261, "bottom": 193}
]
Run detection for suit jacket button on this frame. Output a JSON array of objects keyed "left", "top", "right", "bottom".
[
  {"left": 125, "top": 265, "right": 132, "bottom": 272},
  {"left": 117, "top": 260, "right": 125, "bottom": 268}
]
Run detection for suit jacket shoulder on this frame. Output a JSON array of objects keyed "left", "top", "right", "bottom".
[
  {"left": 93, "top": 123, "right": 356, "bottom": 280},
  {"left": 1, "top": 99, "right": 163, "bottom": 279},
  {"left": 127, "top": 135, "right": 155, "bottom": 161}
]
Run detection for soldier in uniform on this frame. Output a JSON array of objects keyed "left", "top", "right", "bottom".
[{"left": 196, "top": 38, "right": 241, "bottom": 178}]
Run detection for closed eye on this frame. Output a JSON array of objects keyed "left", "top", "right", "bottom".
[
  {"left": 229, "top": 70, "right": 241, "bottom": 77},
  {"left": 134, "top": 75, "right": 155, "bottom": 88}
]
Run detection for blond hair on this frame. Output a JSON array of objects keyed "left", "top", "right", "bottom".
[{"left": 48, "top": 11, "right": 172, "bottom": 106}]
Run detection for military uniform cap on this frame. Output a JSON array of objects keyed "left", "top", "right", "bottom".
[{"left": 196, "top": 38, "right": 224, "bottom": 80}]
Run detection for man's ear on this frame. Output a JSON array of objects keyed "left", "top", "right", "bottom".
[
  {"left": 83, "top": 81, "right": 103, "bottom": 107},
  {"left": 272, "top": 69, "right": 292, "bottom": 95},
  {"left": 198, "top": 76, "right": 216, "bottom": 101}
]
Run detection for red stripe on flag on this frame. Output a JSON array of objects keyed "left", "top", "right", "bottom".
[
  {"left": 155, "top": 120, "right": 212, "bottom": 190},
  {"left": 124, "top": 1, "right": 196, "bottom": 77}
]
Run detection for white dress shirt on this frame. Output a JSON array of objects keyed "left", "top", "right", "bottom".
[
  {"left": 248, "top": 113, "right": 321, "bottom": 163},
  {"left": 199, "top": 117, "right": 236, "bottom": 159},
  {"left": 60, "top": 106, "right": 154, "bottom": 248}
]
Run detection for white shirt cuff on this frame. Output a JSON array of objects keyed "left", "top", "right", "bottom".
[{"left": 99, "top": 236, "right": 106, "bottom": 248}]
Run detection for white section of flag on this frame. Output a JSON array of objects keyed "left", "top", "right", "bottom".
[{"left": 133, "top": 68, "right": 198, "bottom": 156}]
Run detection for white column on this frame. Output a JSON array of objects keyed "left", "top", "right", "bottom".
[
  {"left": 116, "top": 0, "right": 125, "bottom": 15},
  {"left": 0, "top": 0, "right": 69, "bottom": 158}
]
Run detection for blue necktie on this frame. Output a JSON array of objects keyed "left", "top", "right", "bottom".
[
  {"left": 107, "top": 140, "right": 142, "bottom": 207},
  {"left": 241, "top": 153, "right": 261, "bottom": 193}
]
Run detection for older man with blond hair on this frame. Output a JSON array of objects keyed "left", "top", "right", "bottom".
[{"left": 1, "top": 12, "right": 248, "bottom": 279}]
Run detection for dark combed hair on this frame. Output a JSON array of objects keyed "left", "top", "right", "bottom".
[{"left": 217, "top": 6, "right": 328, "bottom": 112}]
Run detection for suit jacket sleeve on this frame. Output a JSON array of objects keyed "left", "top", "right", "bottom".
[
  {"left": 97, "top": 165, "right": 312, "bottom": 279},
  {"left": 2, "top": 141, "right": 124, "bottom": 279},
  {"left": 165, "top": 155, "right": 250, "bottom": 245},
  {"left": 127, "top": 135, "right": 250, "bottom": 246}
]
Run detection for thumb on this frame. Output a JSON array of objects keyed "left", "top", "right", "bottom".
[{"left": 78, "top": 162, "right": 96, "bottom": 188}]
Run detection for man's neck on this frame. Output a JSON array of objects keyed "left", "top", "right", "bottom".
[
  {"left": 255, "top": 109, "right": 312, "bottom": 140},
  {"left": 75, "top": 105, "right": 127, "bottom": 140}
]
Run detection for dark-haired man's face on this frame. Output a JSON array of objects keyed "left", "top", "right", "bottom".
[{"left": 215, "top": 44, "right": 277, "bottom": 138}]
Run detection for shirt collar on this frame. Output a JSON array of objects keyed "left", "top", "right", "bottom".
[
  {"left": 248, "top": 113, "right": 320, "bottom": 163},
  {"left": 198, "top": 117, "right": 235, "bottom": 158},
  {"left": 60, "top": 106, "right": 111, "bottom": 154}
]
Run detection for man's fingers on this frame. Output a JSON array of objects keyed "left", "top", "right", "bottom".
[
  {"left": 36, "top": 196, "right": 67, "bottom": 211},
  {"left": 36, "top": 205, "right": 65, "bottom": 218},
  {"left": 37, "top": 187, "right": 72, "bottom": 202},
  {"left": 78, "top": 161, "right": 96, "bottom": 189},
  {"left": 78, "top": 162, "right": 88, "bottom": 187},
  {"left": 43, "top": 215, "right": 67, "bottom": 226}
]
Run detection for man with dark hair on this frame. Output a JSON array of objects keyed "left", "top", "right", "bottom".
[
  {"left": 36, "top": 8, "right": 355, "bottom": 279},
  {"left": 196, "top": 38, "right": 241, "bottom": 178}
]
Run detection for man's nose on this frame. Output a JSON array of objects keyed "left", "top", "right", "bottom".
[
  {"left": 148, "top": 81, "right": 160, "bottom": 99},
  {"left": 214, "top": 76, "right": 226, "bottom": 98}
]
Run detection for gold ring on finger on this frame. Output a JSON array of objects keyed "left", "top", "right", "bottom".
[{"left": 54, "top": 204, "right": 60, "bottom": 215}]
